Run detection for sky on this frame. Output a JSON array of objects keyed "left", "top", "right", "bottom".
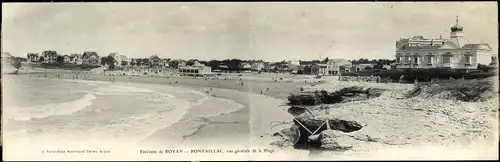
[{"left": 2, "top": 2, "right": 498, "bottom": 62}]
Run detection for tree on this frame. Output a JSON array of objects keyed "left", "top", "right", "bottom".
[
  {"left": 208, "top": 60, "right": 220, "bottom": 70},
  {"left": 141, "top": 58, "right": 150, "bottom": 66},
  {"left": 228, "top": 59, "right": 242, "bottom": 70},
  {"left": 136, "top": 59, "right": 143, "bottom": 66},
  {"left": 130, "top": 60, "right": 136, "bottom": 66},
  {"left": 322, "top": 57, "right": 329, "bottom": 63},
  {"left": 101, "top": 57, "right": 108, "bottom": 66},
  {"left": 56, "top": 56, "right": 64, "bottom": 66},
  {"left": 107, "top": 55, "right": 116, "bottom": 69},
  {"left": 169, "top": 60, "right": 179, "bottom": 69},
  {"left": 186, "top": 59, "right": 198, "bottom": 66}
]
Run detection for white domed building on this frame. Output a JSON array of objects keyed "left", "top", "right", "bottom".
[{"left": 395, "top": 17, "right": 495, "bottom": 71}]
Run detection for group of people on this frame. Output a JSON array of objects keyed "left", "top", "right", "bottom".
[
  {"left": 339, "top": 75, "right": 382, "bottom": 83},
  {"left": 27, "top": 72, "right": 93, "bottom": 80}
]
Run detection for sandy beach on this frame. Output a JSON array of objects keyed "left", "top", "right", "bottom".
[
  {"left": 3, "top": 71, "right": 316, "bottom": 160},
  {"left": 4, "top": 71, "right": 498, "bottom": 160}
]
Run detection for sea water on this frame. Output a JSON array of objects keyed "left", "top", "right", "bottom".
[{"left": 1, "top": 75, "right": 245, "bottom": 148}]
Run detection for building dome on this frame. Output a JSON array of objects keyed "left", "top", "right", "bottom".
[{"left": 451, "top": 24, "right": 463, "bottom": 32}]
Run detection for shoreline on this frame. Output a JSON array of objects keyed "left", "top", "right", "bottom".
[
  {"left": 4, "top": 73, "right": 312, "bottom": 151},
  {"left": 5, "top": 72, "right": 497, "bottom": 160}
]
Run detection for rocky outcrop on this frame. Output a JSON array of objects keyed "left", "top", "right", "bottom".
[
  {"left": 282, "top": 86, "right": 383, "bottom": 150},
  {"left": 287, "top": 92, "right": 322, "bottom": 105},
  {"left": 287, "top": 86, "right": 385, "bottom": 106},
  {"left": 405, "top": 79, "right": 496, "bottom": 102}
]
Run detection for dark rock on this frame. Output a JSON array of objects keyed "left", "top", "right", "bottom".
[
  {"left": 307, "top": 134, "right": 322, "bottom": 148},
  {"left": 290, "top": 86, "right": 385, "bottom": 105},
  {"left": 319, "top": 130, "right": 359, "bottom": 150},
  {"left": 292, "top": 116, "right": 363, "bottom": 146},
  {"left": 287, "top": 92, "right": 322, "bottom": 105},
  {"left": 287, "top": 106, "right": 307, "bottom": 116}
]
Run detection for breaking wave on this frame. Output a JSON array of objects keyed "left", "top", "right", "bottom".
[{"left": 8, "top": 93, "right": 97, "bottom": 122}]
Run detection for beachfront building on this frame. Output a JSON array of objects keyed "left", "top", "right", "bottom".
[
  {"left": 351, "top": 63, "right": 376, "bottom": 72},
  {"left": 161, "top": 59, "right": 170, "bottom": 68},
  {"left": 70, "top": 54, "right": 83, "bottom": 65},
  {"left": 251, "top": 62, "right": 265, "bottom": 71},
  {"left": 62, "top": 55, "right": 72, "bottom": 64},
  {"left": 114, "top": 54, "right": 131, "bottom": 66},
  {"left": 301, "top": 63, "right": 319, "bottom": 75},
  {"left": 317, "top": 64, "right": 328, "bottom": 75},
  {"left": 82, "top": 52, "right": 100, "bottom": 65},
  {"left": 325, "top": 59, "right": 352, "bottom": 75},
  {"left": 170, "top": 59, "right": 187, "bottom": 68},
  {"left": 41, "top": 50, "right": 58, "bottom": 64},
  {"left": 27, "top": 53, "right": 39, "bottom": 63},
  {"left": 178, "top": 65, "right": 212, "bottom": 76},
  {"left": 395, "top": 18, "right": 494, "bottom": 70},
  {"left": 240, "top": 62, "right": 252, "bottom": 69},
  {"left": 287, "top": 60, "right": 300, "bottom": 66}
]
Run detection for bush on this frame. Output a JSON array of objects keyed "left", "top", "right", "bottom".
[{"left": 343, "top": 68, "right": 495, "bottom": 83}]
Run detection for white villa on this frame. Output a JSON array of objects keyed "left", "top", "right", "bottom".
[
  {"left": 114, "top": 54, "right": 131, "bottom": 66},
  {"left": 395, "top": 18, "right": 494, "bottom": 70},
  {"left": 251, "top": 62, "right": 265, "bottom": 71},
  {"left": 240, "top": 62, "right": 252, "bottom": 69},
  {"left": 70, "top": 54, "right": 83, "bottom": 65},
  {"left": 317, "top": 59, "right": 352, "bottom": 75},
  {"left": 63, "top": 55, "right": 72, "bottom": 63},
  {"left": 27, "top": 53, "right": 39, "bottom": 63}
]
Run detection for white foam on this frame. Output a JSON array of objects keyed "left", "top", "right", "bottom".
[
  {"left": 6, "top": 93, "right": 97, "bottom": 122},
  {"left": 95, "top": 84, "right": 156, "bottom": 93}
]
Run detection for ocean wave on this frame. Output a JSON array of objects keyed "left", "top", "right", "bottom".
[
  {"left": 8, "top": 93, "right": 97, "bottom": 122},
  {"left": 60, "top": 79, "right": 109, "bottom": 86},
  {"left": 188, "top": 90, "right": 210, "bottom": 106},
  {"left": 181, "top": 93, "right": 246, "bottom": 122},
  {"left": 86, "top": 100, "right": 191, "bottom": 145},
  {"left": 95, "top": 84, "right": 156, "bottom": 94}
]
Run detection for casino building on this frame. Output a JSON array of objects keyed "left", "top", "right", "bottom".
[{"left": 395, "top": 17, "right": 495, "bottom": 70}]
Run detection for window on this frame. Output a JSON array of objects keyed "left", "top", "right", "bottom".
[
  {"left": 465, "top": 55, "right": 471, "bottom": 64},
  {"left": 413, "top": 56, "right": 418, "bottom": 64},
  {"left": 442, "top": 55, "right": 451, "bottom": 63},
  {"left": 396, "top": 57, "right": 401, "bottom": 63},
  {"left": 426, "top": 56, "right": 432, "bottom": 64}
]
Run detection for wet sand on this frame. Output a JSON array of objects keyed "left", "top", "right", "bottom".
[{"left": 14, "top": 72, "right": 316, "bottom": 152}]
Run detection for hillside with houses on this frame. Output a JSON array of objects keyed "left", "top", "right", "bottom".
[{"left": 6, "top": 50, "right": 402, "bottom": 76}]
